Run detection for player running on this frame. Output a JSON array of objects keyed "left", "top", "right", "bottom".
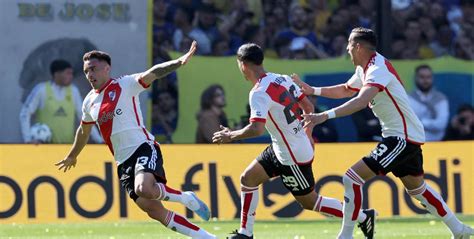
[
  {"left": 212, "top": 43, "right": 376, "bottom": 239},
  {"left": 55, "top": 41, "right": 216, "bottom": 239},
  {"left": 295, "top": 27, "right": 474, "bottom": 239}
]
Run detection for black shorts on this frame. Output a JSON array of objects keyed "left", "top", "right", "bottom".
[
  {"left": 117, "top": 142, "right": 167, "bottom": 201},
  {"left": 363, "top": 136, "right": 424, "bottom": 178},
  {"left": 257, "top": 145, "right": 315, "bottom": 196}
]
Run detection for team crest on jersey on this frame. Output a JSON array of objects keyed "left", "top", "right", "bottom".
[{"left": 108, "top": 90, "right": 116, "bottom": 101}]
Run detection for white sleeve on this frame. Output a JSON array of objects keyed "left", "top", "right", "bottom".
[
  {"left": 249, "top": 91, "right": 271, "bottom": 123},
  {"left": 72, "top": 86, "right": 103, "bottom": 143},
  {"left": 346, "top": 66, "right": 363, "bottom": 91},
  {"left": 421, "top": 99, "right": 450, "bottom": 132},
  {"left": 81, "top": 98, "right": 94, "bottom": 124},
  {"left": 19, "top": 84, "right": 44, "bottom": 142},
  {"left": 364, "top": 66, "right": 390, "bottom": 91},
  {"left": 119, "top": 74, "right": 149, "bottom": 96}
]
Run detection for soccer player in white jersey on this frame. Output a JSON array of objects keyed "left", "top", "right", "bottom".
[
  {"left": 212, "top": 43, "right": 375, "bottom": 239},
  {"left": 55, "top": 42, "right": 216, "bottom": 239},
  {"left": 295, "top": 27, "right": 474, "bottom": 239}
]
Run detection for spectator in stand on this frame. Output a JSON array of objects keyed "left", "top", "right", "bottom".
[
  {"left": 447, "top": 5, "right": 464, "bottom": 35},
  {"left": 352, "top": 107, "right": 382, "bottom": 142},
  {"left": 153, "top": 0, "right": 175, "bottom": 51},
  {"left": 152, "top": 90, "right": 178, "bottom": 143},
  {"left": 274, "top": 36, "right": 292, "bottom": 59},
  {"left": 419, "top": 16, "right": 437, "bottom": 43},
  {"left": 172, "top": 6, "right": 211, "bottom": 55},
  {"left": 212, "top": 37, "right": 232, "bottom": 56},
  {"left": 453, "top": 33, "right": 474, "bottom": 60},
  {"left": 196, "top": 84, "right": 229, "bottom": 143},
  {"left": 302, "top": 0, "right": 332, "bottom": 37},
  {"left": 403, "top": 18, "right": 435, "bottom": 59},
  {"left": 391, "top": 35, "right": 407, "bottom": 59},
  {"left": 194, "top": 3, "right": 220, "bottom": 54},
  {"left": 172, "top": 6, "right": 192, "bottom": 47},
  {"left": 264, "top": 0, "right": 290, "bottom": 32},
  {"left": 216, "top": 0, "right": 256, "bottom": 54},
  {"left": 275, "top": 4, "right": 327, "bottom": 58},
  {"left": 327, "top": 33, "right": 348, "bottom": 57},
  {"left": 430, "top": 24, "right": 454, "bottom": 57},
  {"left": 358, "top": 0, "right": 375, "bottom": 28},
  {"left": 243, "top": 25, "right": 265, "bottom": 48},
  {"left": 444, "top": 104, "right": 474, "bottom": 140},
  {"left": 323, "top": 11, "right": 347, "bottom": 40},
  {"left": 428, "top": 2, "right": 447, "bottom": 27},
  {"left": 409, "top": 65, "right": 449, "bottom": 141},
  {"left": 155, "top": 0, "right": 471, "bottom": 59}
]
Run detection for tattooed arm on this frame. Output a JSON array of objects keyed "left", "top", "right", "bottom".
[{"left": 139, "top": 41, "right": 197, "bottom": 86}]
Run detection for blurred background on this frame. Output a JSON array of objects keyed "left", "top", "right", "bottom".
[
  {"left": 0, "top": 0, "right": 472, "bottom": 145},
  {"left": 0, "top": 0, "right": 473, "bottom": 232}
]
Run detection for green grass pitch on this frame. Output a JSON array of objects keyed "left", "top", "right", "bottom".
[{"left": 1, "top": 216, "right": 473, "bottom": 238}]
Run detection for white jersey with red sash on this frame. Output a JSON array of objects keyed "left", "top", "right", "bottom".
[
  {"left": 249, "top": 73, "right": 314, "bottom": 166},
  {"left": 346, "top": 53, "right": 425, "bottom": 144},
  {"left": 81, "top": 74, "right": 154, "bottom": 164}
]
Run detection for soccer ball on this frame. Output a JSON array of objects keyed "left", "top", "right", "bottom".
[{"left": 30, "top": 123, "right": 52, "bottom": 143}]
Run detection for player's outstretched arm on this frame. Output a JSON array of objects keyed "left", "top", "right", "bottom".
[
  {"left": 212, "top": 122, "right": 265, "bottom": 144},
  {"left": 55, "top": 123, "right": 93, "bottom": 172},
  {"left": 302, "top": 85, "right": 379, "bottom": 128},
  {"left": 139, "top": 41, "right": 197, "bottom": 86},
  {"left": 291, "top": 73, "right": 356, "bottom": 99}
]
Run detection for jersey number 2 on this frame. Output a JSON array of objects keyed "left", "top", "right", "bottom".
[{"left": 279, "top": 85, "right": 299, "bottom": 124}]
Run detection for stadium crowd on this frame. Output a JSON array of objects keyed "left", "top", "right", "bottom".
[
  {"left": 149, "top": 0, "right": 473, "bottom": 143},
  {"left": 152, "top": 0, "right": 474, "bottom": 60},
  {"left": 19, "top": 0, "right": 473, "bottom": 144}
]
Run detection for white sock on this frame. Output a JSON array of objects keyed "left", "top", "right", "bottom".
[
  {"left": 165, "top": 211, "right": 215, "bottom": 239},
  {"left": 238, "top": 185, "right": 259, "bottom": 237},
  {"left": 407, "top": 182, "right": 463, "bottom": 235},
  {"left": 156, "top": 183, "right": 183, "bottom": 202},
  {"left": 338, "top": 169, "right": 365, "bottom": 239},
  {"left": 313, "top": 195, "right": 367, "bottom": 223}
]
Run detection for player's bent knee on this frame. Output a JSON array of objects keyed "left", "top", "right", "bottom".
[
  {"left": 296, "top": 192, "right": 319, "bottom": 210},
  {"left": 135, "top": 184, "right": 157, "bottom": 199},
  {"left": 240, "top": 172, "right": 255, "bottom": 187}
]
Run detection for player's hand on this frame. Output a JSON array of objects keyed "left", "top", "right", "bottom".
[
  {"left": 55, "top": 156, "right": 77, "bottom": 172},
  {"left": 178, "top": 40, "right": 197, "bottom": 65},
  {"left": 302, "top": 113, "right": 328, "bottom": 128},
  {"left": 212, "top": 125, "right": 232, "bottom": 144},
  {"left": 291, "top": 73, "right": 314, "bottom": 95}
]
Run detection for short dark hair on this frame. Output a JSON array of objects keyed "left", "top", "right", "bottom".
[
  {"left": 237, "top": 43, "right": 264, "bottom": 65},
  {"left": 351, "top": 27, "right": 377, "bottom": 49},
  {"left": 50, "top": 59, "right": 72, "bottom": 75},
  {"left": 83, "top": 50, "right": 111, "bottom": 66},
  {"left": 415, "top": 64, "right": 432, "bottom": 74}
]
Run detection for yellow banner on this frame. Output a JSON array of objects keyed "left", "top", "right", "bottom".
[{"left": 0, "top": 142, "right": 473, "bottom": 223}]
